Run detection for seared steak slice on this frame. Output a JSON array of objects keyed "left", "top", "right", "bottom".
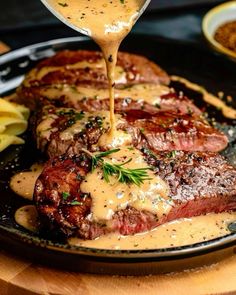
[
  {"left": 123, "top": 110, "right": 228, "bottom": 153},
  {"left": 34, "top": 106, "right": 107, "bottom": 157},
  {"left": 64, "top": 91, "right": 201, "bottom": 116},
  {"left": 16, "top": 50, "right": 169, "bottom": 109},
  {"left": 16, "top": 82, "right": 201, "bottom": 117},
  {"left": 34, "top": 106, "right": 228, "bottom": 158},
  {"left": 34, "top": 150, "right": 236, "bottom": 239}
]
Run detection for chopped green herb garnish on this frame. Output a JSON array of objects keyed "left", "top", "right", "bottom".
[
  {"left": 187, "top": 107, "right": 193, "bottom": 115},
  {"left": 76, "top": 174, "right": 84, "bottom": 181},
  {"left": 70, "top": 200, "right": 83, "bottom": 206},
  {"left": 166, "top": 151, "right": 177, "bottom": 158},
  {"left": 62, "top": 192, "right": 70, "bottom": 200},
  {"left": 75, "top": 112, "right": 85, "bottom": 121},
  {"left": 140, "top": 128, "right": 145, "bottom": 134}
]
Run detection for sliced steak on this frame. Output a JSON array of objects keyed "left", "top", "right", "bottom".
[
  {"left": 16, "top": 81, "right": 201, "bottom": 117},
  {"left": 65, "top": 91, "right": 201, "bottom": 116},
  {"left": 16, "top": 50, "right": 170, "bottom": 109},
  {"left": 123, "top": 110, "right": 228, "bottom": 153},
  {"left": 34, "top": 150, "right": 236, "bottom": 239},
  {"left": 34, "top": 106, "right": 228, "bottom": 158}
]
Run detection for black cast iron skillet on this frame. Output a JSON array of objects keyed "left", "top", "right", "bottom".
[{"left": 0, "top": 35, "right": 235, "bottom": 275}]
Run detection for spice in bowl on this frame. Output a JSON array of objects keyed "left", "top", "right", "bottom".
[{"left": 214, "top": 20, "right": 236, "bottom": 53}]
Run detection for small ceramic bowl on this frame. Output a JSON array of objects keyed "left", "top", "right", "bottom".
[{"left": 202, "top": 1, "right": 236, "bottom": 60}]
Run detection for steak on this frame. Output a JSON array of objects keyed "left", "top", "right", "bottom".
[
  {"left": 16, "top": 50, "right": 170, "bottom": 110},
  {"left": 33, "top": 106, "right": 228, "bottom": 158},
  {"left": 60, "top": 91, "right": 201, "bottom": 116},
  {"left": 34, "top": 150, "right": 236, "bottom": 239},
  {"left": 123, "top": 110, "right": 228, "bottom": 153}
]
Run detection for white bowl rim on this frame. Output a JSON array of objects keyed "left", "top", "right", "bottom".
[{"left": 202, "top": 1, "right": 236, "bottom": 59}]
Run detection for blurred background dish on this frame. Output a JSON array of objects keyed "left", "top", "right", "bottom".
[{"left": 203, "top": 1, "right": 236, "bottom": 60}]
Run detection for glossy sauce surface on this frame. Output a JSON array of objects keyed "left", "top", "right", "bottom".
[
  {"left": 38, "top": 83, "right": 171, "bottom": 107},
  {"left": 49, "top": 0, "right": 145, "bottom": 146},
  {"left": 13, "top": 203, "right": 235, "bottom": 249},
  {"left": 10, "top": 163, "right": 44, "bottom": 200},
  {"left": 81, "top": 148, "right": 171, "bottom": 222},
  {"left": 10, "top": 1, "right": 236, "bottom": 250},
  {"left": 69, "top": 212, "right": 236, "bottom": 249},
  {"left": 171, "top": 75, "right": 236, "bottom": 119}
]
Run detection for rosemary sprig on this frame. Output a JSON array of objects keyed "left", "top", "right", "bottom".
[{"left": 84, "top": 148, "right": 151, "bottom": 186}]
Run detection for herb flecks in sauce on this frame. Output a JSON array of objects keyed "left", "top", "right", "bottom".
[{"left": 81, "top": 148, "right": 171, "bottom": 221}]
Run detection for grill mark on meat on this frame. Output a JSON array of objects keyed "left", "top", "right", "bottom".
[{"left": 34, "top": 150, "right": 236, "bottom": 239}]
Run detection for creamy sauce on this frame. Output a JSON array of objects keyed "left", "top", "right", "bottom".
[
  {"left": 171, "top": 75, "right": 236, "bottom": 119},
  {"left": 24, "top": 60, "right": 127, "bottom": 87},
  {"left": 14, "top": 205, "right": 39, "bottom": 233},
  {"left": 49, "top": 0, "right": 145, "bottom": 146},
  {"left": 38, "top": 83, "right": 170, "bottom": 106},
  {"left": 59, "top": 110, "right": 110, "bottom": 141},
  {"left": 11, "top": 161, "right": 236, "bottom": 250},
  {"left": 10, "top": 163, "right": 44, "bottom": 200},
  {"left": 81, "top": 148, "right": 171, "bottom": 222},
  {"left": 69, "top": 212, "right": 236, "bottom": 249},
  {"left": 13, "top": 205, "right": 236, "bottom": 249}
]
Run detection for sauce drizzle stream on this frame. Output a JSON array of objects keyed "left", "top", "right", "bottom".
[{"left": 49, "top": 0, "right": 145, "bottom": 146}]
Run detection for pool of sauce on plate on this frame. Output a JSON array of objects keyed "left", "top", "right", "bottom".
[
  {"left": 69, "top": 212, "right": 236, "bottom": 249},
  {"left": 171, "top": 75, "right": 236, "bottom": 119},
  {"left": 48, "top": 0, "right": 145, "bottom": 147},
  {"left": 10, "top": 163, "right": 43, "bottom": 200}
]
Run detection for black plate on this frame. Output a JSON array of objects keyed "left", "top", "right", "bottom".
[{"left": 0, "top": 35, "right": 235, "bottom": 275}]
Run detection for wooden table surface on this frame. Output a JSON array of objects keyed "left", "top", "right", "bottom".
[{"left": 0, "top": 249, "right": 236, "bottom": 295}]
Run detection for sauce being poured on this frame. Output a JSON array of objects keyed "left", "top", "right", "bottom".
[{"left": 48, "top": 0, "right": 146, "bottom": 147}]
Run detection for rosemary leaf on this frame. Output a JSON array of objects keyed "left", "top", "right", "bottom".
[{"left": 84, "top": 148, "right": 152, "bottom": 186}]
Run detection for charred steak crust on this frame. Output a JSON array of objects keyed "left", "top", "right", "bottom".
[
  {"left": 34, "top": 152, "right": 106, "bottom": 239},
  {"left": 34, "top": 150, "right": 236, "bottom": 240}
]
